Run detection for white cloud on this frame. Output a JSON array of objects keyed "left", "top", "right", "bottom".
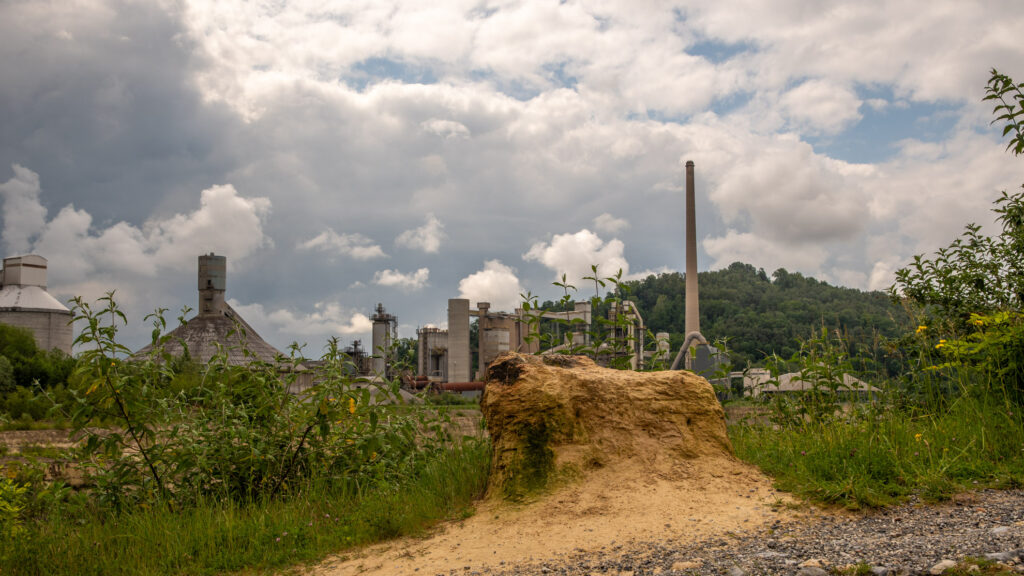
[
  {"left": 298, "top": 229, "right": 386, "bottom": 260},
  {"left": 710, "top": 140, "right": 868, "bottom": 245},
  {"left": 458, "top": 260, "right": 524, "bottom": 312},
  {"left": 6, "top": 165, "right": 271, "bottom": 285},
  {"left": 228, "top": 299, "right": 372, "bottom": 340},
  {"left": 7, "top": 0, "right": 1024, "bottom": 355},
  {"left": 593, "top": 213, "right": 629, "bottom": 235},
  {"left": 0, "top": 164, "right": 47, "bottom": 254},
  {"left": 373, "top": 267, "right": 430, "bottom": 290},
  {"left": 778, "top": 79, "right": 863, "bottom": 136},
  {"left": 395, "top": 213, "right": 446, "bottom": 253},
  {"left": 703, "top": 229, "right": 829, "bottom": 274},
  {"left": 524, "top": 229, "right": 630, "bottom": 285}
]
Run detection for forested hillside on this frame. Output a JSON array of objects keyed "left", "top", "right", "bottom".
[{"left": 618, "top": 262, "right": 909, "bottom": 369}]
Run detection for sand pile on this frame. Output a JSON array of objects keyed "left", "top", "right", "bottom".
[
  {"left": 313, "top": 354, "right": 792, "bottom": 576},
  {"left": 482, "top": 353, "right": 736, "bottom": 499}
]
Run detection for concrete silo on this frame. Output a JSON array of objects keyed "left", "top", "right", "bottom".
[{"left": 0, "top": 255, "right": 73, "bottom": 354}]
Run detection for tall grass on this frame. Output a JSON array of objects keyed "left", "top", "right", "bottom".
[
  {"left": 731, "top": 395, "right": 1024, "bottom": 509},
  {"left": 729, "top": 325, "right": 1024, "bottom": 509},
  {"left": 0, "top": 438, "right": 490, "bottom": 576}
]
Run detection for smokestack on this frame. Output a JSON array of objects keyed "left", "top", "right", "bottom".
[{"left": 684, "top": 160, "right": 699, "bottom": 336}]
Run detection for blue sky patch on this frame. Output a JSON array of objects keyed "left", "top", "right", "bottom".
[
  {"left": 348, "top": 57, "right": 437, "bottom": 91},
  {"left": 687, "top": 38, "right": 757, "bottom": 64},
  {"left": 810, "top": 87, "right": 961, "bottom": 164}
]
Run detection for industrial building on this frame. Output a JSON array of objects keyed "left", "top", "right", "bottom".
[
  {"left": 0, "top": 254, "right": 72, "bottom": 354},
  {"left": 135, "top": 253, "right": 282, "bottom": 365},
  {"left": 415, "top": 296, "right": 651, "bottom": 387},
  {"left": 370, "top": 303, "right": 396, "bottom": 380}
]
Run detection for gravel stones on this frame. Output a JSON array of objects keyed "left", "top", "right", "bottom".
[{"left": 480, "top": 489, "right": 1024, "bottom": 575}]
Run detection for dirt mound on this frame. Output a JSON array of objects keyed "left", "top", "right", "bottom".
[
  {"left": 482, "top": 353, "right": 734, "bottom": 500},
  {"left": 312, "top": 355, "right": 793, "bottom": 576}
]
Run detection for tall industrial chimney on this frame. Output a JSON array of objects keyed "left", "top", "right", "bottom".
[{"left": 684, "top": 160, "right": 699, "bottom": 336}]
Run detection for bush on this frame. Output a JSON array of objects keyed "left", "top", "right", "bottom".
[{"left": 66, "top": 292, "right": 454, "bottom": 511}]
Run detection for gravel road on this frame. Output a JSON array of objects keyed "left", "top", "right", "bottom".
[{"left": 460, "top": 489, "right": 1024, "bottom": 576}]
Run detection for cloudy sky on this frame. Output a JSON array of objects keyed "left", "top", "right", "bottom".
[{"left": 2, "top": 0, "right": 1022, "bottom": 353}]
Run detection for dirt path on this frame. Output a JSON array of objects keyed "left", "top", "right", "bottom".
[{"left": 308, "top": 457, "right": 795, "bottom": 576}]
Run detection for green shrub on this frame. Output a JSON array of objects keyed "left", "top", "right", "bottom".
[{"left": 65, "top": 292, "right": 455, "bottom": 511}]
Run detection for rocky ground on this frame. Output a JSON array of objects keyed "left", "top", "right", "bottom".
[{"left": 474, "top": 490, "right": 1024, "bottom": 576}]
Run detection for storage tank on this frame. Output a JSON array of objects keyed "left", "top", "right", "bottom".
[{"left": 0, "top": 255, "right": 72, "bottom": 354}]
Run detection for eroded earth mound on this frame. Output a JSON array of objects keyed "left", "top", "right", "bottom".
[
  {"left": 313, "top": 354, "right": 791, "bottom": 576},
  {"left": 482, "top": 353, "right": 734, "bottom": 499}
]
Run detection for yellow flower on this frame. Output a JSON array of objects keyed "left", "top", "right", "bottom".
[
  {"left": 916, "top": 325, "right": 927, "bottom": 334},
  {"left": 935, "top": 339, "right": 947, "bottom": 349},
  {"left": 348, "top": 397, "right": 356, "bottom": 414},
  {"left": 914, "top": 433, "right": 922, "bottom": 442}
]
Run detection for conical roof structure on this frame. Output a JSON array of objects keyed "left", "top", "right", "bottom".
[{"left": 135, "top": 254, "right": 282, "bottom": 365}]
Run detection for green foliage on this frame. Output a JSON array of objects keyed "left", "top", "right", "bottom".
[
  {"left": 0, "top": 440, "right": 490, "bottom": 576},
  {"left": 63, "top": 292, "right": 456, "bottom": 511},
  {"left": 520, "top": 266, "right": 644, "bottom": 369},
  {"left": 891, "top": 187, "right": 1024, "bottom": 328},
  {"left": 759, "top": 326, "right": 859, "bottom": 425},
  {"left": 892, "top": 69, "right": 1024, "bottom": 403},
  {"left": 0, "top": 324, "right": 75, "bottom": 391},
  {"left": 0, "top": 478, "right": 29, "bottom": 541},
  {"left": 0, "top": 324, "right": 38, "bottom": 360},
  {"left": 620, "top": 262, "right": 906, "bottom": 369},
  {"left": 732, "top": 394, "right": 1024, "bottom": 509},
  {"left": 732, "top": 69, "right": 1024, "bottom": 510},
  {"left": 985, "top": 68, "right": 1024, "bottom": 156},
  {"left": 0, "top": 355, "right": 14, "bottom": 393},
  {"left": 1, "top": 291, "right": 492, "bottom": 575}
]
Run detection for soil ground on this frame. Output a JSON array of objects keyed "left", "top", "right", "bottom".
[{"left": 308, "top": 404, "right": 796, "bottom": 576}]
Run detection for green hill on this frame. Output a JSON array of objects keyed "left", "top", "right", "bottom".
[{"left": 618, "top": 262, "right": 910, "bottom": 371}]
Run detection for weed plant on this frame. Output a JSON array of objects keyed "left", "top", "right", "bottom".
[
  {"left": 0, "top": 293, "right": 490, "bottom": 575},
  {"left": 731, "top": 68, "right": 1024, "bottom": 509},
  {"left": 520, "top": 264, "right": 667, "bottom": 370},
  {"left": 1, "top": 440, "right": 489, "bottom": 576}
]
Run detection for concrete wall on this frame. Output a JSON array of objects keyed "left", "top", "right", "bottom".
[
  {"left": 0, "top": 310, "right": 73, "bottom": 354},
  {"left": 417, "top": 327, "right": 448, "bottom": 381},
  {"left": 447, "top": 299, "right": 470, "bottom": 382},
  {"left": 478, "top": 313, "right": 520, "bottom": 378}
]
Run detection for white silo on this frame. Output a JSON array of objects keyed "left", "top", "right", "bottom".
[{"left": 0, "top": 255, "right": 73, "bottom": 354}]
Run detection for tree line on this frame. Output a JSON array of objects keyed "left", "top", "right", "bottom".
[{"left": 617, "top": 262, "right": 910, "bottom": 372}]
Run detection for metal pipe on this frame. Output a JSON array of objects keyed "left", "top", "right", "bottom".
[{"left": 670, "top": 331, "right": 709, "bottom": 370}]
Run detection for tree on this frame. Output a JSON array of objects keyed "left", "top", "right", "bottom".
[
  {"left": 891, "top": 69, "right": 1024, "bottom": 402},
  {"left": 892, "top": 69, "right": 1024, "bottom": 328}
]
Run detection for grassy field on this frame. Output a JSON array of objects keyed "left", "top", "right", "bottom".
[
  {"left": 728, "top": 392, "right": 1024, "bottom": 508},
  {"left": 1, "top": 437, "right": 489, "bottom": 576}
]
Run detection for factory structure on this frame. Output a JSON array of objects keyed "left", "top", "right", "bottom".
[
  {"left": 135, "top": 253, "right": 283, "bottom": 365},
  {"left": 669, "top": 160, "right": 726, "bottom": 379},
  {"left": 0, "top": 254, "right": 73, "bottom": 354},
  {"left": 136, "top": 161, "right": 720, "bottom": 391},
  {"left": 412, "top": 297, "right": 663, "bottom": 390},
  {"left": 0, "top": 255, "right": 73, "bottom": 354},
  {"left": 0, "top": 162, "right": 757, "bottom": 396}
]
